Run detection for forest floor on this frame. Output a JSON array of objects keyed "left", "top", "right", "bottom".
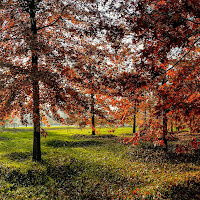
[{"left": 0, "top": 127, "right": 200, "bottom": 199}]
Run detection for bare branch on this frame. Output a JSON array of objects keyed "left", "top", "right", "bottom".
[
  {"left": 165, "top": 37, "right": 200, "bottom": 73},
  {"left": 37, "top": 5, "right": 71, "bottom": 31},
  {"left": 0, "top": 37, "right": 24, "bottom": 42}
]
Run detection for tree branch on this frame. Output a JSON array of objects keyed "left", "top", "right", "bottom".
[
  {"left": 165, "top": 37, "right": 200, "bottom": 73},
  {"left": 37, "top": 5, "right": 71, "bottom": 31},
  {"left": 0, "top": 37, "right": 24, "bottom": 42}
]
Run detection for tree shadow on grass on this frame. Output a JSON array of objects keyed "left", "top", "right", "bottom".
[
  {"left": 4, "top": 169, "right": 49, "bottom": 188},
  {"left": 165, "top": 150, "right": 200, "bottom": 165},
  {"left": 46, "top": 139, "right": 104, "bottom": 148},
  {"left": 128, "top": 142, "right": 200, "bottom": 166},
  {"left": 163, "top": 179, "right": 200, "bottom": 200},
  {"left": 5, "top": 152, "right": 32, "bottom": 161},
  {"left": 41, "top": 157, "right": 143, "bottom": 199},
  {"left": 3, "top": 128, "right": 32, "bottom": 132},
  {"left": 0, "top": 136, "right": 11, "bottom": 141},
  {"left": 71, "top": 134, "right": 117, "bottom": 139}
]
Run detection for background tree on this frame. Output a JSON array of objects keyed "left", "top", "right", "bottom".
[{"left": 114, "top": 0, "right": 200, "bottom": 150}]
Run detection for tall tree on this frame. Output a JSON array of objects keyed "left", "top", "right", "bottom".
[
  {"left": 0, "top": 0, "right": 123, "bottom": 160},
  {"left": 0, "top": 0, "right": 111, "bottom": 161},
  {"left": 111, "top": 0, "right": 200, "bottom": 150},
  {"left": 96, "top": 0, "right": 200, "bottom": 150}
]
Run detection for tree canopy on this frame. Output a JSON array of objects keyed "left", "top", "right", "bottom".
[{"left": 0, "top": 0, "right": 199, "bottom": 160}]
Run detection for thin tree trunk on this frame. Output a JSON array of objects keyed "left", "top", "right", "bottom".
[
  {"left": 144, "top": 109, "right": 147, "bottom": 132},
  {"left": 133, "top": 114, "right": 136, "bottom": 134},
  {"left": 144, "top": 109, "right": 147, "bottom": 124},
  {"left": 30, "top": 1, "right": 41, "bottom": 161},
  {"left": 176, "top": 121, "right": 179, "bottom": 132},
  {"left": 171, "top": 121, "right": 173, "bottom": 133},
  {"left": 91, "top": 93, "right": 95, "bottom": 135},
  {"left": 148, "top": 100, "right": 152, "bottom": 130},
  {"left": 189, "top": 118, "right": 192, "bottom": 133},
  {"left": 161, "top": 77, "right": 168, "bottom": 152},
  {"left": 133, "top": 100, "right": 136, "bottom": 134},
  {"left": 163, "top": 109, "right": 168, "bottom": 152}
]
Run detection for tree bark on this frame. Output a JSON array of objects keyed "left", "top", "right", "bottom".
[
  {"left": 133, "top": 114, "right": 136, "bottom": 134},
  {"left": 91, "top": 93, "right": 95, "bottom": 135},
  {"left": 133, "top": 100, "right": 136, "bottom": 134},
  {"left": 171, "top": 121, "right": 173, "bottom": 133},
  {"left": 32, "top": 69, "right": 41, "bottom": 161},
  {"left": 176, "top": 121, "right": 179, "bottom": 132},
  {"left": 30, "top": 1, "right": 41, "bottom": 161},
  {"left": 161, "top": 77, "right": 168, "bottom": 152},
  {"left": 189, "top": 118, "right": 192, "bottom": 133},
  {"left": 144, "top": 109, "right": 147, "bottom": 124},
  {"left": 162, "top": 109, "right": 168, "bottom": 152}
]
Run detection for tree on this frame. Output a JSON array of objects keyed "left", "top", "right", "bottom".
[
  {"left": 0, "top": 0, "right": 125, "bottom": 160},
  {"left": 96, "top": 0, "right": 199, "bottom": 151},
  {"left": 113, "top": 0, "right": 200, "bottom": 150},
  {"left": 0, "top": 0, "right": 67, "bottom": 161},
  {"left": 86, "top": 0, "right": 200, "bottom": 150},
  {"left": 0, "top": 0, "right": 112, "bottom": 161}
]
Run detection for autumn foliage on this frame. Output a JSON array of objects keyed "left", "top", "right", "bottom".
[{"left": 0, "top": 0, "right": 199, "bottom": 160}]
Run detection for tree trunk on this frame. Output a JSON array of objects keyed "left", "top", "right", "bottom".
[
  {"left": 162, "top": 110, "right": 168, "bottom": 152},
  {"left": 30, "top": 1, "right": 41, "bottom": 161},
  {"left": 32, "top": 71, "right": 41, "bottom": 161},
  {"left": 91, "top": 93, "right": 95, "bottom": 135},
  {"left": 171, "top": 121, "right": 173, "bottom": 133},
  {"left": 144, "top": 109, "right": 147, "bottom": 125},
  {"left": 161, "top": 76, "right": 168, "bottom": 152},
  {"left": 176, "top": 121, "right": 180, "bottom": 132},
  {"left": 133, "top": 101, "right": 136, "bottom": 134},
  {"left": 189, "top": 118, "right": 192, "bottom": 133},
  {"left": 133, "top": 114, "right": 136, "bottom": 134}
]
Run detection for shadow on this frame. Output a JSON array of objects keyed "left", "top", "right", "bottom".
[
  {"left": 6, "top": 152, "right": 32, "bottom": 161},
  {"left": 165, "top": 150, "right": 200, "bottom": 165},
  {"left": 70, "top": 134, "right": 117, "bottom": 139},
  {"left": 46, "top": 139, "right": 103, "bottom": 148},
  {"left": 0, "top": 136, "right": 11, "bottom": 141},
  {"left": 163, "top": 179, "right": 200, "bottom": 200},
  {"left": 3, "top": 128, "right": 33, "bottom": 132},
  {"left": 127, "top": 142, "right": 200, "bottom": 165},
  {"left": 5, "top": 169, "right": 48, "bottom": 187},
  {"left": 3, "top": 127, "right": 80, "bottom": 132},
  {"left": 123, "top": 133, "right": 135, "bottom": 136},
  {"left": 40, "top": 157, "right": 143, "bottom": 199}
]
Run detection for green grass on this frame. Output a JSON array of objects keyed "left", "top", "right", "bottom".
[{"left": 0, "top": 127, "right": 200, "bottom": 199}]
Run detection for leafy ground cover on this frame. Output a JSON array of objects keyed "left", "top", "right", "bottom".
[{"left": 0, "top": 127, "right": 200, "bottom": 199}]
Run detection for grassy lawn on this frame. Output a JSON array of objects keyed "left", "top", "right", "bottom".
[{"left": 0, "top": 127, "right": 200, "bottom": 199}]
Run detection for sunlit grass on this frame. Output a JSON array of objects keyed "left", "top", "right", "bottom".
[{"left": 0, "top": 127, "right": 200, "bottom": 199}]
